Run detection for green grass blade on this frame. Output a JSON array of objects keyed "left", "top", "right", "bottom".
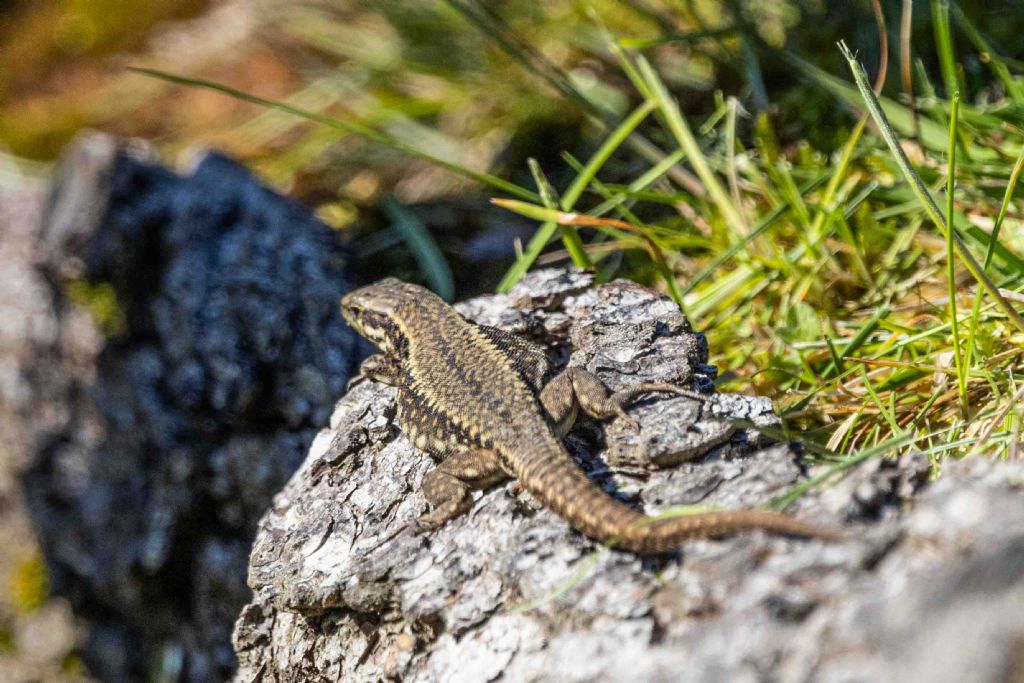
[
  {"left": 961, "top": 223, "right": 1024, "bottom": 275},
  {"left": 980, "top": 148, "right": 1024, "bottom": 274},
  {"left": 496, "top": 100, "right": 656, "bottom": 291},
  {"left": 966, "top": 146, "right": 1024, "bottom": 368},
  {"left": 490, "top": 200, "right": 580, "bottom": 225},
  {"left": 528, "top": 159, "right": 561, "bottom": 208},
  {"left": 839, "top": 42, "right": 1024, "bottom": 335},
  {"left": 945, "top": 93, "right": 967, "bottom": 412},
  {"left": 635, "top": 56, "right": 747, "bottom": 233},
  {"left": 825, "top": 336, "right": 845, "bottom": 377},
  {"left": 931, "top": 0, "right": 962, "bottom": 100},
  {"left": 527, "top": 159, "right": 590, "bottom": 269},
  {"left": 590, "top": 149, "right": 687, "bottom": 217},
  {"left": 767, "top": 431, "right": 919, "bottom": 510},
  {"left": 128, "top": 67, "right": 538, "bottom": 202},
  {"left": 785, "top": 50, "right": 957, "bottom": 155},
  {"left": 562, "top": 99, "right": 656, "bottom": 210},
  {"left": 381, "top": 199, "right": 455, "bottom": 302},
  {"left": 805, "top": 304, "right": 890, "bottom": 385},
  {"left": 809, "top": 113, "right": 868, "bottom": 242}
]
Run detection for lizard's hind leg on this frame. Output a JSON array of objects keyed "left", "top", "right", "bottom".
[
  {"left": 541, "top": 367, "right": 713, "bottom": 431},
  {"left": 417, "top": 448, "right": 508, "bottom": 531}
]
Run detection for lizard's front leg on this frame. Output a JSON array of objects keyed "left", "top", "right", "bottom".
[
  {"left": 417, "top": 448, "right": 508, "bottom": 530},
  {"left": 540, "top": 367, "right": 712, "bottom": 433},
  {"left": 347, "top": 353, "right": 403, "bottom": 390}
]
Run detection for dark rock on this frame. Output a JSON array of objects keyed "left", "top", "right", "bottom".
[{"left": 22, "top": 133, "right": 365, "bottom": 681}]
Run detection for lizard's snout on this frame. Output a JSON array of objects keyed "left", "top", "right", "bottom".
[{"left": 340, "top": 285, "right": 403, "bottom": 352}]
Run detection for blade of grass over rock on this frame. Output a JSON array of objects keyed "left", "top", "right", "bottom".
[
  {"left": 767, "top": 431, "right": 919, "bottom": 511},
  {"left": 128, "top": 67, "right": 539, "bottom": 203},
  {"left": 510, "top": 542, "right": 609, "bottom": 614},
  {"left": 838, "top": 42, "right": 1024, "bottom": 335},
  {"left": 945, "top": 93, "right": 968, "bottom": 413},
  {"left": 557, "top": 154, "right": 686, "bottom": 306},
  {"left": 511, "top": 504, "right": 721, "bottom": 614},
  {"left": 381, "top": 199, "right": 454, "bottom": 302},
  {"left": 496, "top": 100, "right": 656, "bottom": 291}
]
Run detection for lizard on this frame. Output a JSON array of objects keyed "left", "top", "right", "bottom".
[{"left": 340, "top": 278, "right": 838, "bottom": 553}]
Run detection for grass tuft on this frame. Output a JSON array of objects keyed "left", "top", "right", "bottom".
[{"left": 132, "top": 4, "right": 1024, "bottom": 481}]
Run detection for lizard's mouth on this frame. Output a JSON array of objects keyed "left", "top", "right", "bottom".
[{"left": 341, "top": 303, "right": 392, "bottom": 349}]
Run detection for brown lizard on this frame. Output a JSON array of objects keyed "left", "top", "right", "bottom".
[{"left": 341, "top": 278, "right": 837, "bottom": 553}]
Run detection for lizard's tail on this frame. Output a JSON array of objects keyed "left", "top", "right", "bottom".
[
  {"left": 514, "top": 443, "right": 840, "bottom": 554},
  {"left": 615, "top": 508, "right": 843, "bottom": 553}
]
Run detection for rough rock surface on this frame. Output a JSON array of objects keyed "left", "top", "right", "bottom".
[
  {"left": 232, "top": 268, "right": 1024, "bottom": 682},
  {"left": 17, "top": 134, "right": 364, "bottom": 682}
]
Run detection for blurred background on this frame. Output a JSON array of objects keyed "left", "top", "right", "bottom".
[{"left": 2, "top": 0, "right": 1024, "bottom": 681}]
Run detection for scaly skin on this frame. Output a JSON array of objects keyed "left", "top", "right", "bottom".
[{"left": 341, "top": 278, "right": 838, "bottom": 553}]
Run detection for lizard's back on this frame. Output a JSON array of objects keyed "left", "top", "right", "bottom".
[
  {"left": 394, "top": 295, "right": 655, "bottom": 542},
  {"left": 399, "top": 297, "right": 550, "bottom": 451}
]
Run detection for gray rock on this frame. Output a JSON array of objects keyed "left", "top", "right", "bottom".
[{"left": 235, "top": 269, "right": 1024, "bottom": 682}]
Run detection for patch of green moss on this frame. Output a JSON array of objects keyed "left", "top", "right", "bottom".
[
  {"left": 64, "top": 279, "right": 126, "bottom": 337},
  {"left": 7, "top": 552, "right": 50, "bottom": 614}
]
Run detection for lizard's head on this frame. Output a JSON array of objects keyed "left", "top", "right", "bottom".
[{"left": 341, "top": 277, "right": 431, "bottom": 353}]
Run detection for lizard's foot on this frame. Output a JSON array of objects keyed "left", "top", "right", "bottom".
[
  {"left": 416, "top": 448, "right": 508, "bottom": 532},
  {"left": 607, "top": 383, "right": 714, "bottom": 431},
  {"left": 541, "top": 367, "right": 714, "bottom": 434},
  {"left": 413, "top": 499, "right": 472, "bottom": 533}
]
